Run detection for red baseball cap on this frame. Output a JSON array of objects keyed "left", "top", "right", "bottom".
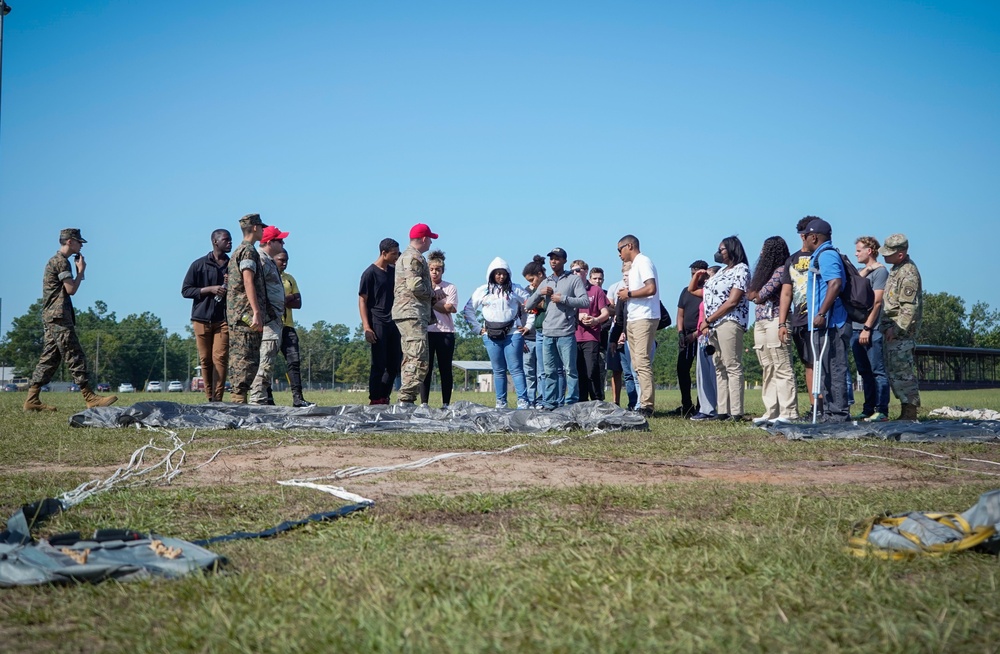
[
  {"left": 409, "top": 223, "right": 438, "bottom": 239},
  {"left": 261, "top": 225, "right": 289, "bottom": 244}
]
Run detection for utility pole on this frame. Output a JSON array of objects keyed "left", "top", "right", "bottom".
[
  {"left": 331, "top": 351, "right": 336, "bottom": 390},
  {"left": 307, "top": 350, "right": 311, "bottom": 390},
  {"left": 162, "top": 332, "right": 167, "bottom": 382},
  {"left": 95, "top": 334, "right": 100, "bottom": 382}
]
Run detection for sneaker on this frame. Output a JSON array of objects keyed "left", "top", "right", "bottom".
[
  {"left": 752, "top": 416, "right": 772, "bottom": 427},
  {"left": 771, "top": 417, "right": 795, "bottom": 426},
  {"left": 495, "top": 400, "right": 507, "bottom": 410},
  {"left": 398, "top": 400, "right": 415, "bottom": 408},
  {"left": 852, "top": 411, "right": 873, "bottom": 421},
  {"left": 865, "top": 412, "right": 889, "bottom": 422},
  {"left": 637, "top": 407, "right": 654, "bottom": 418},
  {"left": 715, "top": 414, "right": 731, "bottom": 421},
  {"left": 293, "top": 399, "right": 316, "bottom": 408},
  {"left": 689, "top": 412, "right": 714, "bottom": 421},
  {"left": 516, "top": 399, "right": 529, "bottom": 410}
]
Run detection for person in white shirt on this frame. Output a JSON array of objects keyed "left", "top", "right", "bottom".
[{"left": 615, "top": 235, "right": 660, "bottom": 418}]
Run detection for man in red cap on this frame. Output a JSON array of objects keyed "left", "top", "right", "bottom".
[
  {"left": 250, "top": 225, "right": 288, "bottom": 404},
  {"left": 392, "top": 223, "right": 438, "bottom": 406}
]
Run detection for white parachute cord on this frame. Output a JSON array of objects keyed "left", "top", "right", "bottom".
[{"left": 277, "top": 480, "right": 375, "bottom": 505}]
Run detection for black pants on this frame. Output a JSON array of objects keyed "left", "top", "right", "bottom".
[
  {"left": 280, "top": 326, "right": 305, "bottom": 397},
  {"left": 577, "top": 340, "right": 604, "bottom": 402},
  {"left": 369, "top": 320, "right": 402, "bottom": 402},
  {"left": 421, "top": 331, "right": 455, "bottom": 404},
  {"left": 677, "top": 334, "right": 698, "bottom": 410}
]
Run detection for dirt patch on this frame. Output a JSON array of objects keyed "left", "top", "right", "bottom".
[{"left": 8, "top": 440, "right": 980, "bottom": 502}]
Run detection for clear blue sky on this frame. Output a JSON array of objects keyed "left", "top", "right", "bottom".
[{"left": 2, "top": 0, "right": 998, "bottom": 339}]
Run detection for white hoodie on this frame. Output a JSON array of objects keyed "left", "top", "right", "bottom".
[{"left": 463, "top": 257, "right": 530, "bottom": 335}]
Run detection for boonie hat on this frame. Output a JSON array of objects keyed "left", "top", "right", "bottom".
[
  {"left": 879, "top": 233, "right": 909, "bottom": 256},
  {"left": 261, "top": 225, "right": 289, "bottom": 244},
  {"left": 803, "top": 218, "right": 832, "bottom": 236},
  {"left": 410, "top": 223, "right": 439, "bottom": 239},
  {"left": 60, "top": 228, "right": 87, "bottom": 243},
  {"left": 239, "top": 213, "right": 265, "bottom": 228},
  {"left": 547, "top": 247, "right": 568, "bottom": 259}
]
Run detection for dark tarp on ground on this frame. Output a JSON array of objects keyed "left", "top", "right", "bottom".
[
  {"left": 767, "top": 419, "right": 1000, "bottom": 442},
  {"left": 69, "top": 400, "right": 649, "bottom": 434}
]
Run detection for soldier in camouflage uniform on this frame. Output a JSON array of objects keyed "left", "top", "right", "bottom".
[
  {"left": 392, "top": 223, "right": 438, "bottom": 405},
  {"left": 250, "top": 225, "right": 287, "bottom": 405},
  {"left": 227, "top": 214, "right": 267, "bottom": 403},
  {"left": 879, "top": 233, "right": 923, "bottom": 420},
  {"left": 24, "top": 228, "right": 117, "bottom": 411}
]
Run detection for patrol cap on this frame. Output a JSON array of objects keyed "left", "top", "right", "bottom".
[
  {"left": 410, "top": 223, "right": 438, "bottom": 239},
  {"left": 879, "top": 233, "right": 909, "bottom": 256},
  {"left": 60, "top": 228, "right": 87, "bottom": 243},
  {"left": 239, "top": 213, "right": 265, "bottom": 228},
  {"left": 547, "top": 247, "right": 568, "bottom": 260},
  {"left": 803, "top": 218, "right": 832, "bottom": 236},
  {"left": 261, "top": 225, "right": 289, "bottom": 244}
]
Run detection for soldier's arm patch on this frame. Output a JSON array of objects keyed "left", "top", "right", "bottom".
[{"left": 902, "top": 283, "right": 917, "bottom": 299}]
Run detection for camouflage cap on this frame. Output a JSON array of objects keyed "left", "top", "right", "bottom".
[
  {"left": 879, "top": 233, "right": 909, "bottom": 256},
  {"left": 60, "top": 228, "right": 88, "bottom": 243},
  {"left": 239, "top": 213, "right": 265, "bottom": 228}
]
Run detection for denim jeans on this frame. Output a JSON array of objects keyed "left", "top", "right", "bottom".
[
  {"left": 536, "top": 333, "right": 565, "bottom": 405},
  {"left": 541, "top": 334, "right": 578, "bottom": 408},
  {"left": 483, "top": 333, "right": 528, "bottom": 407},
  {"left": 524, "top": 337, "right": 539, "bottom": 405},
  {"left": 812, "top": 324, "right": 851, "bottom": 420},
  {"left": 851, "top": 328, "right": 889, "bottom": 415},
  {"left": 620, "top": 343, "right": 638, "bottom": 410}
]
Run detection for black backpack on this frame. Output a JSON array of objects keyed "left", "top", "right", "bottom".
[{"left": 836, "top": 250, "right": 875, "bottom": 324}]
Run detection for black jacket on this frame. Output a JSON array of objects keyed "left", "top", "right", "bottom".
[{"left": 182, "top": 252, "right": 230, "bottom": 323}]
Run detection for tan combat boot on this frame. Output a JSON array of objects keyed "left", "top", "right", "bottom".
[
  {"left": 23, "top": 384, "right": 57, "bottom": 412},
  {"left": 81, "top": 385, "right": 118, "bottom": 408},
  {"left": 899, "top": 403, "right": 919, "bottom": 421},
  {"left": 229, "top": 393, "right": 247, "bottom": 404}
]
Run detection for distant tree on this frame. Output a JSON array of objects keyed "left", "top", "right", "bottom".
[
  {"left": 1, "top": 299, "right": 45, "bottom": 376},
  {"left": 920, "top": 292, "right": 970, "bottom": 346},
  {"left": 968, "top": 301, "right": 1000, "bottom": 348}
]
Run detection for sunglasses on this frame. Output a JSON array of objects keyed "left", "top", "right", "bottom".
[
  {"left": 617, "top": 244, "right": 629, "bottom": 253},
  {"left": 572, "top": 268, "right": 584, "bottom": 273}
]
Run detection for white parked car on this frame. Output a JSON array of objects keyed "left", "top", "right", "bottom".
[
  {"left": 167, "top": 381, "right": 184, "bottom": 393},
  {"left": 118, "top": 383, "right": 135, "bottom": 393},
  {"left": 146, "top": 381, "right": 162, "bottom": 392}
]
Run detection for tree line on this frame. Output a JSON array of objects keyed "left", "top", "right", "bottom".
[{"left": 2, "top": 292, "right": 997, "bottom": 389}]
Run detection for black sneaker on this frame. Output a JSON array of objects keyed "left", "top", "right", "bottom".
[
  {"left": 293, "top": 399, "right": 316, "bottom": 408},
  {"left": 689, "top": 412, "right": 714, "bottom": 421},
  {"left": 715, "top": 413, "right": 730, "bottom": 421},
  {"left": 637, "top": 407, "right": 654, "bottom": 418}
]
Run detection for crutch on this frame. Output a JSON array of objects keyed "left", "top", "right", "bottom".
[{"left": 809, "top": 262, "right": 829, "bottom": 424}]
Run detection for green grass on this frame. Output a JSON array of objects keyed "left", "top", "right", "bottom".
[{"left": 1, "top": 389, "right": 999, "bottom": 652}]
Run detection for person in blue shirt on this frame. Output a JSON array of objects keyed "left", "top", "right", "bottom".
[{"left": 802, "top": 217, "right": 851, "bottom": 423}]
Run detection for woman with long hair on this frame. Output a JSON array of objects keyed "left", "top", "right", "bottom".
[
  {"left": 421, "top": 250, "right": 458, "bottom": 408},
  {"left": 697, "top": 235, "right": 751, "bottom": 420},
  {"left": 747, "top": 237, "right": 798, "bottom": 425},
  {"left": 464, "top": 257, "right": 531, "bottom": 409},
  {"left": 522, "top": 255, "right": 546, "bottom": 408}
]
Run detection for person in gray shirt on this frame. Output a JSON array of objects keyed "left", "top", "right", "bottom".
[
  {"left": 526, "top": 248, "right": 589, "bottom": 409},
  {"left": 851, "top": 236, "right": 890, "bottom": 421}
]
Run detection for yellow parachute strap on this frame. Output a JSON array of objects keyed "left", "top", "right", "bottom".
[{"left": 847, "top": 512, "right": 997, "bottom": 559}]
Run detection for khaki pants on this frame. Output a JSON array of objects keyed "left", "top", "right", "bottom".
[
  {"left": 193, "top": 320, "right": 229, "bottom": 401},
  {"left": 626, "top": 318, "right": 658, "bottom": 411},
  {"left": 711, "top": 320, "right": 745, "bottom": 416},
  {"left": 753, "top": 318, "right": 798, "bottom": 420}
]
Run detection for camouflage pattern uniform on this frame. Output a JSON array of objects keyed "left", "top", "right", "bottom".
[
  {"left": 250, "top": 246, "right": 285, "bottom": 404},
  {"left": 391, "top": 244, "right": 433, "bottom": 402},
  {"left": 227, "top": 217, "right": 267, "bottom": 399},
  {"left": 880, "top": 235, "right": 923, "bottom": 407},
  {"left": 30, "top": 245, "right": 90, "bottom": 386}
]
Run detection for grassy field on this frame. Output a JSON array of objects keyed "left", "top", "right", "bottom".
[{"left": 1, "top": 388, "right": 999, "bottom": 653}]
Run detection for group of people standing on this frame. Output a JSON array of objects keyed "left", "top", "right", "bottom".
[
  {"left": 358, "top": 228, "right": 665, "bottom": 417},
  {"left": 181, "top": 213, "right": 314, "bottom": 407},
  {"left": 675, "top": 216, "right": 923, "bottom": 424},
  {"left": 22, "top": 217, "right": 923, "bottom": 425}
]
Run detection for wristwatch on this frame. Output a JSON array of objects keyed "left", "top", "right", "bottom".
[
  {"left": 627, "top": 291, "right": 632, "bottom": 298},
  {"left": 862, "top": 325, "right": 872, "bottom": 332}
]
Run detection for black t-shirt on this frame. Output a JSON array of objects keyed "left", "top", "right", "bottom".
[
  {"left": 677, "top": 289, "right": 702, "bottom": 332},
  {"left": 359, "top": 263, "right": 395, "bottom": 324},
  {"left": 778, "top": 250, "right": 811, "bottom": 328}
]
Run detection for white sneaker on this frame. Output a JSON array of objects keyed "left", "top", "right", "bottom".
[
  {"left": 516, "top": 399, "right": 529, "bottom": 410},
  {"left": 495, "top": 400, "right": 507, "bottom": 410},
  {"left": 752, "top": 416, "right": 772, "bottom": 427}
]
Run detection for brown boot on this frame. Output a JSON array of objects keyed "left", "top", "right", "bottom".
[
  {"left": 230, "top": 393, "right": 247, "bottom": 404},
  {"left": 23, "top": 384, "right": 57, "bottom": 412},
  {"left": 81, "top": 385, "right": 118, "bottom": 408},
  {"left": 899, "top": 403, "right": 919, "bottom": 421}
]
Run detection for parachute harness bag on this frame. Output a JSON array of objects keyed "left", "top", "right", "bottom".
[{"left": 848, "top": 489, "right": 1000, "bottom": 560}]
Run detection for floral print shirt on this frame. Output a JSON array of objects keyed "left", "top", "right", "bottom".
[{"left": 703, "top": 262, "right": 750, "bottom": 330}]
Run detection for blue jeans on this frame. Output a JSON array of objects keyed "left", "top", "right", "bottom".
[
  {"left": 483, "top": 333, "right": 528, "bottom": 406},
  {"left": 524, "top": 337, "right": 539, "bottom": 404},
  {"left": 620, "top": 343, "right": 638, "bottom": 410},
  {"left": 536, "top": 333, "right": 565, "bottom": 405},
  {"left": 541, "top": 334, "right": 578, "bottom": 408},
  {"left": 851, "top": 328, "right": 889, "bottom": 415}
]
